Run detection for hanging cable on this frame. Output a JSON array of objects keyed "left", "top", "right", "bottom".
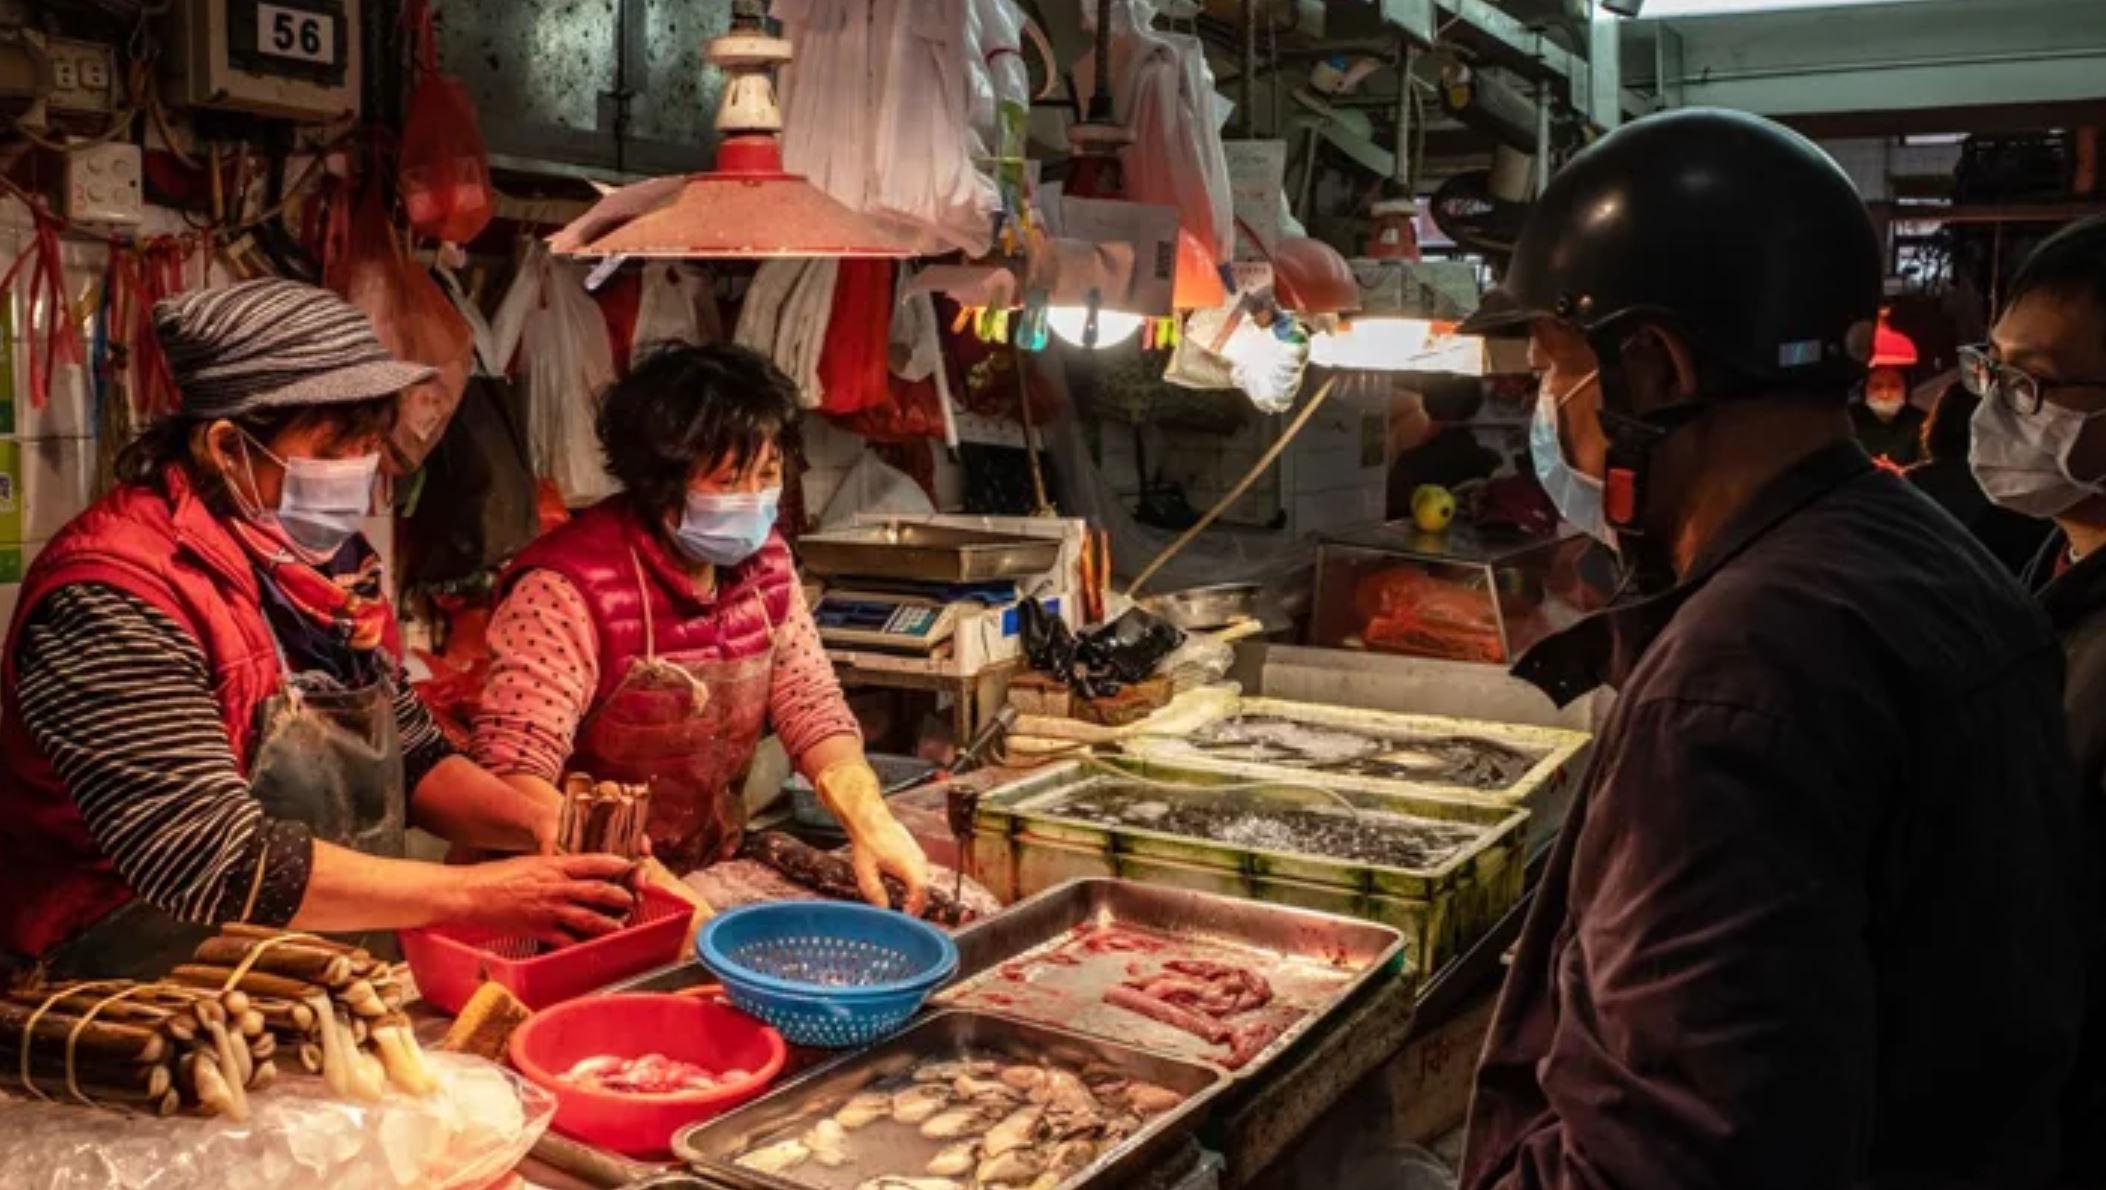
[{"left": 1124, "top": 376, "right": 1339, "bottom": 597}]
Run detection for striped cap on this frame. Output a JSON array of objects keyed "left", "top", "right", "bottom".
[{"left": 153, "top": 278, "right": 437, "bottom": 418}]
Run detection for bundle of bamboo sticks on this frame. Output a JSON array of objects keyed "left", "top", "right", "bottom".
[
  {"left": 557, "top": 773, "right": 651, "bottom": 859},
  {"left": 2, "top": 978, "right": 276, "bottom": 1121},
  {"left": 166, "top": 925, "right": 438, "bottom": 1104}
]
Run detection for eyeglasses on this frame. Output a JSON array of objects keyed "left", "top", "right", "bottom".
[{"left": 1959, "top": 344, "right": 2106, "bottom": 416}]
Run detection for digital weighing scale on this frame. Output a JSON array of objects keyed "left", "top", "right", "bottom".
[{"left": 811, "top": 578, "right": 1021, "bottom": 655}]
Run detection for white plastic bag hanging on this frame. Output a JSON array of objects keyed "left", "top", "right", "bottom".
[
  {"left": 815, "top": 452, "right": 937, "bottom": 528},
  {"left": 633, "top": 262, "right": 721, "bottom": 354},
  {"left": 514, "top": 245, "right": 620, "bottom": 504},
  {"left": 486, "top": 240, "right": 546, "bottom": 374}
]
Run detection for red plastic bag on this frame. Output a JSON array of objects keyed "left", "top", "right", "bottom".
[
  {"left": 326, "top": 176, "right": 475, "bottom": 470},
  {"left": 397, "top": 0, "right": 494, "bottom": 244}
]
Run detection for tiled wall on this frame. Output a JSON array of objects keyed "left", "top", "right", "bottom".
[{"left": 1090, "top": 384, "right": 1391, "bottom": 537}]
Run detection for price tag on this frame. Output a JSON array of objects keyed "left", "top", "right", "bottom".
[{"left": 255, "top": 3, "right": 335, "bottom": 65}]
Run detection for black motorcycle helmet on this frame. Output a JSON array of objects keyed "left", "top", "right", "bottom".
[{"left": 1463, "top": 108, "right": 1882, "bottom": 533}]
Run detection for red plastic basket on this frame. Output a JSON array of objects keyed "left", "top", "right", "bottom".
[{"left": 402, "top": 885, "right": 692, "bottom": 1015}]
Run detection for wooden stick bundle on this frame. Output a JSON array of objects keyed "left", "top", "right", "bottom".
[
  {"left": 180, "top": 927, "right": 438, "bottom": 1103},
  {"left": 557, "top": 773, "right": 651, "bottom": 859},
  {"left": 1, "top": 979, "right": 276, "bottom": 1121}
]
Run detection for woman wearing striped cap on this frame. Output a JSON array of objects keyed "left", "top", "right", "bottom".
[{"left": 0, "top": 277, "right": 636, "bottom": 980}]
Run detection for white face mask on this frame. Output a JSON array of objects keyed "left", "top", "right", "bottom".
[
  {"left": 238, "top": 432, "right": 381, "bottom": 560},
  {"left": 1969, "top": 395, "right": 2106, "bottom": 519},
  {"left": 1529, "top": 368, "right": 1614, "bottom": 546}
]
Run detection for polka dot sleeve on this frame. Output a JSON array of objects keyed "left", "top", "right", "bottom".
[
  {"left": 770, "top": 581, "right": 862, "bottom": 761},
  {"left": 472, "top": 570, "right": 602, "bottom": 782}
]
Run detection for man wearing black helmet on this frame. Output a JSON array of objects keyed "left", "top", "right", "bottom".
[{"left": 1458, "top": 109, "right": 2095, "bottom": 1188}]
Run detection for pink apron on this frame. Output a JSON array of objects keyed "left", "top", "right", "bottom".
[{"left": 570, "top": 553, "right": 777, "bottom": 873}]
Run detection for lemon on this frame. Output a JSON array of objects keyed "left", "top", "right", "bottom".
[{"left": 1411, "top": 484, "right": 1456, "bottom": 533}]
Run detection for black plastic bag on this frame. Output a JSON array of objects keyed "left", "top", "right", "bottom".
[
  {"left": 1020, "top": 598, "right": 1184, "bottom": 699},
  {"left": 404, "top": 373, "right": 539, "bottom": 585}
]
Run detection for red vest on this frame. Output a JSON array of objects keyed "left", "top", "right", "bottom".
[
  {"left": 0, "top": 469, "right": 285, "bottom": 959},
  {"left": 505, "top": 498, "right": 796, "bottom": 703}
]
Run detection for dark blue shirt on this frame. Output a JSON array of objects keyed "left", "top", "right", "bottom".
[{"left": 1464, "top": 441, "right": 2096, "bottom": 1189}]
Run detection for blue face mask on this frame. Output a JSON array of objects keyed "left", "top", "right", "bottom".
[
  {"left": 240, "top": 432, "right": 378, "bottom": 562},
  {"left": 1529, "top": 369, "right": 1614, "bottom": 547},
  {"left": 674, "top": 488, "right": 781, "bottom": 566}
]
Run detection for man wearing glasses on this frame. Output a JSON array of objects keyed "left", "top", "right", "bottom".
[{"left": 1966, "top": 212, "right": 2106, "bottom": 1181}]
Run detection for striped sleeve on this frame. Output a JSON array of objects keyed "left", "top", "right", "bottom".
[
  {"left": 14, "top": 584, "right": 314, "bottom": 927},
  {"left": 390, "top": 669, "right": 457, "bottom": 793}
]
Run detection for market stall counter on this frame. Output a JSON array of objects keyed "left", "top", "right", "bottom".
[{"left": 509, "top": 876, "right": 1415, "bottom": 1190}]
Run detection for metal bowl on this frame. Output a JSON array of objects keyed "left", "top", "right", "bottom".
[{"left": 1141, "top": 582, "right": 1263, "bottom": 631}]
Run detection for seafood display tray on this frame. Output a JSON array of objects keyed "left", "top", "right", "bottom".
[
  {"left": 1116, "top": 696, "right": 1590, "bottom": 820},
  {"left": 936, "top": 879, "right": 1404, "bottom": 1079},
  {"left": 970, "top": 757, "right": 1527, "bottom": 975},
  {"left": 674, "top": 1011, "right": 1225, "bottom": 1190}
]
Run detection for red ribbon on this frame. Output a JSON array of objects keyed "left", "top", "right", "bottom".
[{"left": 0, "top": 208, "right": 88, "bottom": 411}]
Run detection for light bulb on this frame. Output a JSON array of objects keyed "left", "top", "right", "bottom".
[
  {"left": 1309, "top": 317, "right": 1434, "bottom": 370},
  {"left": 1048, "top": 305, "right": 1145, "bottom": 350}
]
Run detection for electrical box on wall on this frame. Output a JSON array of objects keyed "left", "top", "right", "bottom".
[
  {"left": 64, "top": 143, "right": 144, "bottom": 225},
  {"left": 162, "top": 0, "right": 359, "bottom": 122},
  {"left": 44, "top": 36, "right": 118, "bottom": 116}
]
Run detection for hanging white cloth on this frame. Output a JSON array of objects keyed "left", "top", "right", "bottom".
[
  {"left": 733, "top": 258, "right": 839, "bottom": 410},
  {"left": 1073, "top": 0, "right": 1237, "bottom": 269},
  {"left": 778, "top": 0, "right": 1020, "bottom": 257}
]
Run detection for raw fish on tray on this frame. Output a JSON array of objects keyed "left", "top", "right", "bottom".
[
  {"left": 946, "top": 922, "right": 1353, "bottom": 1074},
  {"left": 1180, "top": 714, "right": 1541, "bottom": 789},
  {"left": 683, "top": 835, "right": 1000, "bottom": 928},
  {"left": 1036, "top": 784, "right": 1485, "bottom": 870}
]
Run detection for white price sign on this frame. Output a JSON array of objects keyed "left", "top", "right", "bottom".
[{"left": 256, "top": 4, "right": 335, "bottom": 65}]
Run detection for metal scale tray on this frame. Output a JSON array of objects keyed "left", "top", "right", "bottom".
[{"left": 799, "top": 520, "right": 1062, "bottom": 583}]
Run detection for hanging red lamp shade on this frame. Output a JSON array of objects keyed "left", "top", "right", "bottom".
[
  {"left": 548, "top": 3, "right": 915, "bottom": 259},
  {"left": 1269, "top": 235, "right": 1359, "bottom": 315},
  {"left": 1871, "top": 308, "right": 1919, "bottom": 369}
]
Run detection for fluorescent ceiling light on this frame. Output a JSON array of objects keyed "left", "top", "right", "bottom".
[{"left": 1633, "top": 0, "right": 1933, "bottom": 16}]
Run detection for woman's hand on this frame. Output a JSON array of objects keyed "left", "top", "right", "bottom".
[
  {"left": 851, "top": 815, "right": 933, "bottom": 918},
  {"left": 446, "top": 853, "right": 637, "bottom": 945},
  {"left": 813, "top": 759, "right": 932, "bottom": 916}
]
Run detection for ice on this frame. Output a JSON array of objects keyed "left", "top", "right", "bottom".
[
  {"left": 0, "top": 1053, "right": 551, "bottom": 1189},
  {"left": 379, "top": 1106, "right": 444, "bottom": 1185}
]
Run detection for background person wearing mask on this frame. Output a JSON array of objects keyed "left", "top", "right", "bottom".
[
  {"left": 1962, "top": 211, "right": 2106, "bottom": 1180},
  {"left": 1457, "top": 110, "right": 2093, "bottom": 1189},
  {"left": 474, "top": 344, "right": 930, "bottom": 911},
  {"left": 0, "top": 279, "right": 636, "bottom": 982},
  {"left": 1905, "top": 380, "right": 2052, "bottom": 574},
  {"left": 1849, "top": 361, "right": 1926, "bottom": 466}
]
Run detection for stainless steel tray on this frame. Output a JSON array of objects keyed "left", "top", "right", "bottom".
[
  {"left": 936, "top": 879, "right": 1403, "bottom": 1080},
  {"left": 673, "top": 1011, "right": 1225, "bottom": 1190},
  {"left": 798, "top": 520, "right": 1063, "bottom": 582}
]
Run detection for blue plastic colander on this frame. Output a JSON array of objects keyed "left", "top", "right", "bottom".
[{"left": 697, "top": 902, "right": 958, "bottom": 1048}]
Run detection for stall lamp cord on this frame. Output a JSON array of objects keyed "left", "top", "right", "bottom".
[{"left": 1124, "top": 375, "right": 1338, "bottom": 598}]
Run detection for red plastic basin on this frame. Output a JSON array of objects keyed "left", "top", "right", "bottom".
[{"left": 509, "top": 993, "right": 787, "bottom": 1157}]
